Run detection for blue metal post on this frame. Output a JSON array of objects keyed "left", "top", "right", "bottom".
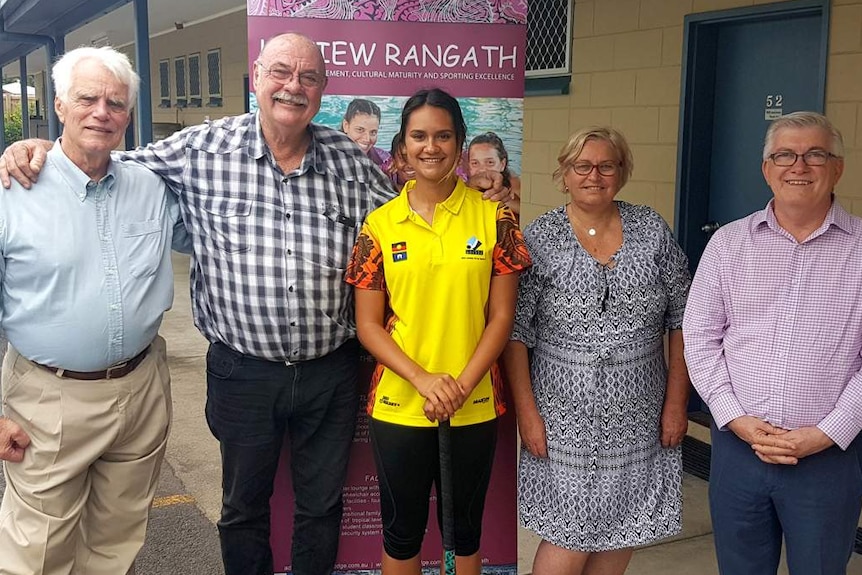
[
  {"left": 19, "top": 56, "right": 29, "bottom": 139},
  {"left": 0, "top": 87, "right": 6, "bottom": 151},
  {"left": 133, "top": 0, "right": 153, "bottom": 146},
  {"left": 45, "top": 39, "right": 58, "bottom": 139}
]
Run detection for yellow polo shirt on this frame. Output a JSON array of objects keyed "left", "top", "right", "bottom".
[{"left": 346, "top": 179, "right": 530, "bottom": 427}]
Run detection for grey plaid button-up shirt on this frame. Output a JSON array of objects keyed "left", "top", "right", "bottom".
[{"left": 123, "top": 112, "right": 396, "bottom": 361}]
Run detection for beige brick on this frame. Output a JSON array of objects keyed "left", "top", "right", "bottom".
[
  {"left": 834, "top": 0, "right": 862, "bottom": 5},
  {"left": 635, "top": 67, "right": 681, "bottom": 106},
  {"left": 525, "top": 94, "right": 573, "bottom": 111},
  {"left": 837, "top": 150, "right": 862, "bottom": 197},
  {"left": 654, "top": 183, "right": 680, "bottom": 226},
  {"left": 569, "top": 74, "right": 592, "bottom": 108},
  {"left": 573, "top": 0, "right": 595, "bottom": 38},
  {"left": 518, "top": 172, "right": 533, "bottom": 204},
  {"left": 658, "top": 106, "right": 680, "bottom": 144},
  {"left": 616, "top": 181, "right": 657, "bottom": 206},
  {"left": 569, "top": 108, "right": 613, "bottom": 131},
  {"left": 613, "top": 30, "right": 663, "bottom": 70},
  {"left": 520, "top": 202, "right": 557, "bottom": 227},
  {"left": 522, "top": 140, "right": 553, "bottom": 174},
  {"left": 529, "top": 175, "right": 569, "bottom": 208},
  {"left": 629, "top": 144, "right": 678, "bottom": 182},
  {"left": 826, "top": 54, "right": 862, "bottom": 102},
  {"left": 594, "top": 0, "right": 641, "bottom": 35},
  {"left": 692, "top": 0, "right": 753, "bottom": 13},
  {"left": 590, "top": 70, "right": 638, "bottom": 106},
  {"left": 639, "top": 0, "right": 693, "bottom": 29},
  {"left": 572, "top": 36, "right": 616, "bottom": 72},
  {"left": 829, "top": 5, "right": 862, "bottom": 53},
  {"left": 533, "top": 109, "right": 576, "bottom": 142},
  {"left": 662, "top": 26, "right": 684, "bottom": 66},
  {"left": 826, "top": 103, "right": 858, "bottom": 152},
  {"left": 611, "top": 107, "right": 660, "bottom": 143}
]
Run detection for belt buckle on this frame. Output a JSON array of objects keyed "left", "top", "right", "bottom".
[{"left": 105, "top": 360, "right": 129, "bottom": 379}]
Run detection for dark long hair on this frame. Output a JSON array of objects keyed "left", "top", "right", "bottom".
[{"left": 396, "top": 88, "right": 467, "bottom": 164}]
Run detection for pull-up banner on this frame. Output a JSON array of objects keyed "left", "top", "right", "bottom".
[{"left": 246, "top": 2, "right": 527, "bottom": 574}]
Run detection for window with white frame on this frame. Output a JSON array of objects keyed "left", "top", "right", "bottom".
[
  {"left": 526, "top": 0, "right": 573, "bottom": 77},
  {"left": 174, "top": 56, "right": 187, "bottom": 108},
  {"left": 206, "top": 48, "right": 222, "bottom": 107},
  {"left": 158, "top": 59, "right": 171, "bottom": 108},
  {"left": 188, "top": 52, "right": 202, "bottom": 107}
]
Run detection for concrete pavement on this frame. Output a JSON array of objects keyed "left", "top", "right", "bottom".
[{"left": 2, "top": 252, "right": 861, "bottom": 574}]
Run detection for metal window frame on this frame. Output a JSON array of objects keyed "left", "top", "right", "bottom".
[
  {"left": 158, "top": 58, "right": 171, "bottom": 107},
  {"left": 174, "top": 56, "right": 188, "bottom": 108},
  {"left": 188, "top": 52, "right": 202, "bottom": 99},
  {"left": 207, "top": 48, "right": 222, "bottom": 98},
  {"left": 525, "top": 0, "right": 573, "bottom": 79}
]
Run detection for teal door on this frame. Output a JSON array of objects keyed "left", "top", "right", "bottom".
[{"left": 675, "top": 0, "right": 829, "bottom": 416}]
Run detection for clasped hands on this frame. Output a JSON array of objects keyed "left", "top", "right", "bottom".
[
  {"left": 412, "top": 372, "right": 467, "bottom": 423},
  {"left": 727, "top": 415, "right": 834, "bottom": 465}
]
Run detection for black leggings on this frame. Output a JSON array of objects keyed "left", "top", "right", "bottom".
[{"left": 369, "top": 418, "right": 498, "bottom": 560}]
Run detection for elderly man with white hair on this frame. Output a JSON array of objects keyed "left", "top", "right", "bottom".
[{"left": 0, "top": 46, "right": 188, "bottom": 575}]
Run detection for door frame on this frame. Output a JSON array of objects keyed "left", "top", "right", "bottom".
[{"left": 674, "top": 0, "right": 830, "bottom": 271}]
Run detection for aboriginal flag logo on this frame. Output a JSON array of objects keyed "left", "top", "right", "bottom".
[{"left": 391, "top": 241, "right": 408, "bottom": 262}]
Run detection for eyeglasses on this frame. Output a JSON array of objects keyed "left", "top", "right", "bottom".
[
  {"left": 768, "top": 150, "right": 838, "bottom": 167},
  {"left": 256, "top": 62, "right": 325, "bottom": 89},
  {"left": 571, "top": 162, "right": 619, "bottom": 176},
  {"left": 597, "top": 259, "right": 617, "bottom": 313}
]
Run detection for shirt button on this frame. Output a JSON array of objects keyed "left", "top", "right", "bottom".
[
  {"left": 290, "top": 322, "right": 297, "bottom": 327},
  {"left": 110, "top": 304, "right": 119, "bottom": 310},
  {"left": 288, "top": 286, "right": 294, "bottom": 292},
  {"left": 285, "top": 213, "right": 291, "bottom": 220},
  {"left": 287, "top": 249, "right": 292, "bottom": 255}
]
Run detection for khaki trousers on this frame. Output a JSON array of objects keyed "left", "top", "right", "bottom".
[{"left": 0, "top": 336, "right": 172, "bottom": 575}]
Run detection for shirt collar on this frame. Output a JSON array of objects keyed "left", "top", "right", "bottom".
[
  {"left": 757, "top": 197, "right": 853, "bottom": 239},
  {"left": 390, "top": 178, "right": 469, "bottom": 223},
  {"left": 252, "top": 112, "right": 326, "bottom": 174},
  {"left": 48, "top": 139, "right": 116, "bottom": 201}
]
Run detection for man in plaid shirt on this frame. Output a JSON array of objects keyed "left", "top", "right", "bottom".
[
  {"left": 0, "top": 32, "right": 510, "bottom": 575},
  {"left": 684, "top": 112, "right": 862, "bottom": 575}
]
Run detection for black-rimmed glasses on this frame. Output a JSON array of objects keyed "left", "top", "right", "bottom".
[{"left": 768, "top": 150, "right": 838, "bottom": 167}]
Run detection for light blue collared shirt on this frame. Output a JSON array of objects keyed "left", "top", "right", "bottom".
[{"left": 0, "top": 142, "right": 190, "bottom": 371}]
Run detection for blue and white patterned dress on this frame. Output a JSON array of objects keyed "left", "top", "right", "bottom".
[{"left": 512, "top": 201, "right": 691, "bottom": 551}]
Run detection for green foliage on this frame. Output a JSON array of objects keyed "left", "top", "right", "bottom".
[{"left": 3, "top": 108, "right": 22, "bottom": 145}]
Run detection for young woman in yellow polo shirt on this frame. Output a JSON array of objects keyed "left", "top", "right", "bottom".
[{"left": 346, "top": 88, "right": 531, "bottom": 575}]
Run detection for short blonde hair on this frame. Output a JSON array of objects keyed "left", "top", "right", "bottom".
[{"left": 553, "top": 126, "right": 634, "bottom": 191}]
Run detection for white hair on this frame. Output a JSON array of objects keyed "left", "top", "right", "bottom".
[
  {"left": 763, "top": 111, "right": 844, "bottom": 160},
  {"left": 52, "top": 46, "right": 140, "bottom": 107}
]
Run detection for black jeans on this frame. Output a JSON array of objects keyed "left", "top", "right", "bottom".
[{"left": 205, "top": 339, "right": 360, "bottom": 575}]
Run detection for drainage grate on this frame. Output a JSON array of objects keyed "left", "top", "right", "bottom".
[{"left": 681, "top": 435, "right": 711, "bottom": 482}]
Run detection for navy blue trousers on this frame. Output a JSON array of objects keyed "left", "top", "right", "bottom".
[
  {"left": 205, "top": 339, "right": 360, "bottom": 575},
  {"left": 710, "top": 425, "right": 862, "bottom": 575}
]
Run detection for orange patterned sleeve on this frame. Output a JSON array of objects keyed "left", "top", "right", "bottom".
[
  {"left": 346, "top": 224, "right": 387, "bottom": 290},
  {"left": 493, "top": 204, "right": 532, "bottom": 276}
]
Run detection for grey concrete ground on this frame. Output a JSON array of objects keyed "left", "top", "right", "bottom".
[{"left": 1, "top": 253, "right": 861, "bottom": 574}]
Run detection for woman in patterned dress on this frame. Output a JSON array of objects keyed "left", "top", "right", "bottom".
[{"left": 502, "top": 126, "right": 692, "bottom": 575}]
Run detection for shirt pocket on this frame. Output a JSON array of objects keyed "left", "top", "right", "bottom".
[
  {"left": 200, "top": 199, "right": 253, "bottom": 254},
  {"left": 295, "top": 203, "right": 358, "bottom": 271},
  {"left": 122, "top": 219, "right": 164, "bottom": 278}
]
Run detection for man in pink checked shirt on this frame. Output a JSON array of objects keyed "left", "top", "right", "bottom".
[{"left": 683, "top": 111, "right": 862, "bottom": 575}]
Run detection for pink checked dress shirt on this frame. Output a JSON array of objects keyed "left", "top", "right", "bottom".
[{"left": 683, "top": 200, "right": 862, "bottom": 449}]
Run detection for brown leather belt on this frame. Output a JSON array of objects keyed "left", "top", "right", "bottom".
[{"left": 37, "top": 346, "right": 150, "bottom": 380}]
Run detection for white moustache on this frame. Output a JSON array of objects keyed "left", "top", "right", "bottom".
[{"left": 273, "top": 92, "right": 308, "bottom": 106}]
